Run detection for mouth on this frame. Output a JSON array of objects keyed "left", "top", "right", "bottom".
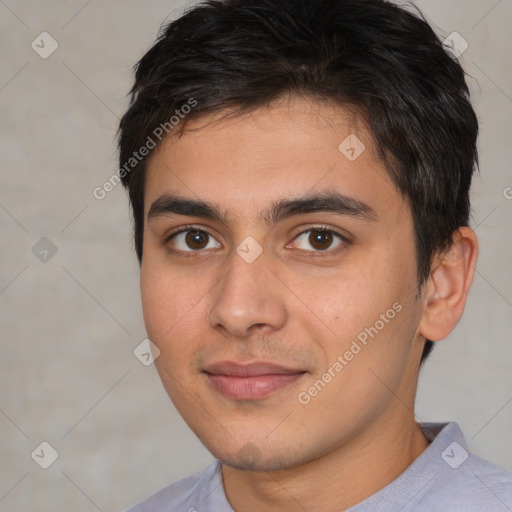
[{"left": 203, "top": 361, "right": 308, "bottom": 400}]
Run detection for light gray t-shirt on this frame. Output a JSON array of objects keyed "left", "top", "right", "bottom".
[{"left": 126, "top": 422, "right": 512, "bottom": 511}]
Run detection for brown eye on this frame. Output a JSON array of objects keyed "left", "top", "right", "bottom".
[
  {"left": 290, "top": 228, "right": 345, "bottom": 253},
  {"left": 168, "top": 229, "right": 221, "bottom": 252},
  {"left": 185, "top": 230, "right": 209, "bottom": 250},
  {"left": 308, "top": 230, "right": 334, "bottom": 250}
]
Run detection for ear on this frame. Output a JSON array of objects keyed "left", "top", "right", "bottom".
[{"left": 418, "top": 227, "right": 479, "bottom": 342}]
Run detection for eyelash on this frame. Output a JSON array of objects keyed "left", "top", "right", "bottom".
[{"left": 164, "top": 224, "right": 350, "bottom": 259}]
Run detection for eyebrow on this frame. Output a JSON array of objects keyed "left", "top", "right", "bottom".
[{"left": 147, "top": 190, "right": 378, "bottom": 226}]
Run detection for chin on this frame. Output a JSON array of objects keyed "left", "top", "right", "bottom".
[{"left": 210, "top": 439, "right": 312, "bottom": 472}]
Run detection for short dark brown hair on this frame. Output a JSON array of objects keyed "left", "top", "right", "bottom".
[{"left": 118, "top": 0, "right": 479, "bottom": 362}]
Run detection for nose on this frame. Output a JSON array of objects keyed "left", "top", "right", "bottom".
[{"left": 207, "top": 248, "right": 288, "bottom": 339}]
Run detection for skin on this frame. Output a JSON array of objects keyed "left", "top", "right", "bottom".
[{"left": 140, "top": 95, "right": 478, "bottom": 511}]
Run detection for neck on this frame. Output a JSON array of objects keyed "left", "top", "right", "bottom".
[{"left": 222, "top": 407, "right": 430, "bottom": 512}]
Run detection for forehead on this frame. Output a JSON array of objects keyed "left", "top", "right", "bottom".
[{"left": 143, "top": 96, "right": 402, "bottom": 222}]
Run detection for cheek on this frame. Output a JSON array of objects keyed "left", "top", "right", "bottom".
[
  {"left": 140, "top": 256, "right": 192, "bottom": 344},
  {"left": 140, "top": 254, "right": 214, "bottom": 369},
  {"left": 140, "top": 259, "right": 169, "bottom": 341},
  {"left": 308, "top": 248, "right": 416, "bottom": 360},
  {"left": 312, "top": 258, "right": 395, "bottom": 324}
]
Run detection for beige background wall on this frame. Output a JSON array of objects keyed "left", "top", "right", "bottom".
[{"left": 1, "top": 1, "right": 511, "bottom": 510}]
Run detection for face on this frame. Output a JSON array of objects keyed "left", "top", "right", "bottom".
[{"left": 140, "top": 96, "right": 426, "bottom": 471}]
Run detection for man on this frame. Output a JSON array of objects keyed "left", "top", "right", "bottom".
[{"left": 119, "top": 0, "right": 512, "bottom": 510}]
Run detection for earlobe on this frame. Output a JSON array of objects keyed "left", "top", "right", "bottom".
[{"left": 418, "top": 227, "right": 479, "bottom": 342}]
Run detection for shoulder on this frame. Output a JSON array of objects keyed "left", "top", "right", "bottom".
[
  {"left": 462, "top": 451, "right": 512, "bottom": 500},
  {"left": 125, "top": 460, "right": 224, "bottom": 512},
  {"left": 431, "top": 453, "right": 512, "bottom": 510},
  {"left": 423, "top": 422, "right": 512, "bottom": 509},
  {"left": 350, "top": 422, "right": 512, "bottom": 512}
]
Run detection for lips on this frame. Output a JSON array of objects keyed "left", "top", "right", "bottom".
[
  {"left": 205, "top": 361, "right": 305, "bottom": 377},
  {"left": 204, "top": 361, "right": 307, "bottom": 399}
]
